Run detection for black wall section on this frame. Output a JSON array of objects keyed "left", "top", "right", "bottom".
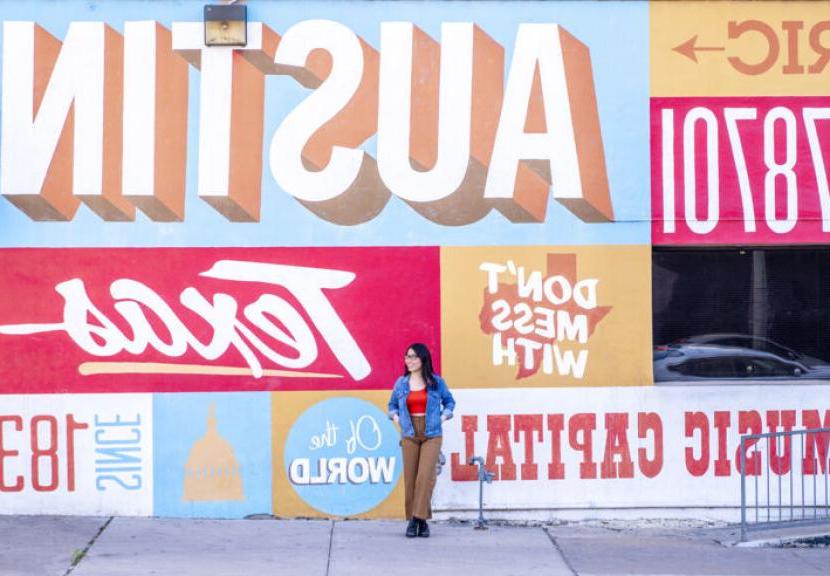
[{"left": 653, "top": 248, "right": 830, "bottom": 363}]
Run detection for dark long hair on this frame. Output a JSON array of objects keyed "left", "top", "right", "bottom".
[{"left": 403, "top": 342, "right": 437, "bottom": 389}]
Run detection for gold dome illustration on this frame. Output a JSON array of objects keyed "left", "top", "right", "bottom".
[{"left": 183, "top": 404, "right": 244, "bottom": 501}]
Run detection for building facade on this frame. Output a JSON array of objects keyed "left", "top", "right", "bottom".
[{"left": 0, "top": 0, "right": 828, "bottom": 519}]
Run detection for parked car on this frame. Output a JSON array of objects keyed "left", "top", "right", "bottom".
[
  {"left": 653, "top": 338, "right": 830, "bottom": 383},
  {"left": 668, "top": 333, "right": 827, "bottom": 367}
]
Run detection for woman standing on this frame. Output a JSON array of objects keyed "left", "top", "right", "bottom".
[{"left": 388, "top": 343, "right": 455, "bottom": 538}]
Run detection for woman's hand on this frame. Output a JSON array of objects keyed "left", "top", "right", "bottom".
[{"left": 392, "top": 414, "right": 400, "bottom": 424}]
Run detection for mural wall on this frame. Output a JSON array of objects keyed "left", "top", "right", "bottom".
[{"left": 0, "top": 0, "right": 828, "bottom": 519}]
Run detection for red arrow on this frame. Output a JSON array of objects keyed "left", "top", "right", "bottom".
[{"left": 673, "top": 35, "right": 725, "bottom": 63}]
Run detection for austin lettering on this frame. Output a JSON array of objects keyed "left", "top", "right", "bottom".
[{"left": 0, "top": 19, "right": 612, "bottom": 225}]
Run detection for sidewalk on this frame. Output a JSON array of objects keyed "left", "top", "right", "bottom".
[{"left": 1, "top": 515, "right": 828, "bottom": 576}]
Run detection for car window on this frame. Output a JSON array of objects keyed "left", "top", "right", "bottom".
[
  {"left": 748, "top": 357, "right": 797, "bottom": 377},
  {"left": 674, "top": 357, "right": 739, "bottom": 378}
]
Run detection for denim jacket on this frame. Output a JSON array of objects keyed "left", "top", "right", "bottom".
[{"left": 387, "top": 374, "right": 455, "bottom": 438}]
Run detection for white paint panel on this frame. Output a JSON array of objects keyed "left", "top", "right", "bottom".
[
  {"left": 70, "top": 23, "right": 106, "bottom": 198},
  {"left": 270, "top": 19, "right": 366, "bottom": 203},
  {"left": 122, "top": 21, "right": 157, "bottom": 198},
  {"left": 0, "top": 22, "right": 105, "bottom": 199},
  {"left": 196, "top": 48, "right": 234, "bottom": 198},
  {"left": 484, "top": 24, "right": 580, "bottom": 200},
  {"left": 1, "top": 22, "right": 38, "bottom": 198},
  {"left": 377, "top": 22, "right": 473, "bottom": 202},
  {"left": 436, "top": 385, "right": 830, "bottom": 511},
  {"left": 0, "top": 394, "right": 153, "bottom": 515},
  {"left": 171, "top": 22, "right": 273, "bottom": 201}
]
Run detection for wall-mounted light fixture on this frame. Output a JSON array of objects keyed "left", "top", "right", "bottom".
[{"left": 204, "top": 3, "right": 247, "bottom": 47}]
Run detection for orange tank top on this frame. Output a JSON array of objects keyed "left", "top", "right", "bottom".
[{"left": 407, "top": 388, "right": 427, "bottom": 414}]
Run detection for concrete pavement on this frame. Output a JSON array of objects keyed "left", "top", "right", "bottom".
[
  {"left": 546, "top": 522, "right": 830, "bottom": 576},
  {"left": 1, "top": 515, "right": 828, "bottom": 576},
  {"left": 0, "top": 516, "right": 103, "bottom": 576}
]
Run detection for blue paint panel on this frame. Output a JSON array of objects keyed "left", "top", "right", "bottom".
[
  {"left": 153, "top": 392, "right": 272, "bottom": 518},
  {"left": 0, "top": 1, "right": 649, "bottom": 247}
]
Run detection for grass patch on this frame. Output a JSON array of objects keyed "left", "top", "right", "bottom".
[{"left": 70, "top": 548, "right": 86, "bottom": 566}]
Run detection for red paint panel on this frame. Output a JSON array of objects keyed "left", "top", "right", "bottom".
[
  {"left": 652, "top": 97, "right": 830, "bottom": 245},
  {"left": 0, "top": 247, "right": 439, "bottom": 394}
]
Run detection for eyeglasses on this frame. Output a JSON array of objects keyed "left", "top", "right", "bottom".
[{"left": 404, "top": 353, "right": 420, "bottom": 360}]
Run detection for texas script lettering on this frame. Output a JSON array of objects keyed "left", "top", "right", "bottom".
[{"left": 0, "top": 260, "right": 370, "bottom": 379}]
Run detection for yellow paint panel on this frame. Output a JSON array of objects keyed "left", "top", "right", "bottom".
[
  {"left": 651, "top": 1, "right": 830, "bottom": 96},
  {"left": 271, "top": 390, "right": 405, "bottom": 519},
  {"left": 441, "top": 246, "right": 652, "bottom": 388}
]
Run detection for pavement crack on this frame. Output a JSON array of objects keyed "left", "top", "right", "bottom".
[
  {"left": 543, "top": 527, "right": 579, "bottom": 576},
  {"left": 325, "top": 519, "right": 335, "bottom": 576},
  {"left": 64, "top": 516, "right": 113, "bottom": 576}
]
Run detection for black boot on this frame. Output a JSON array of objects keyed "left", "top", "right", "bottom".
[
  {"left": 417, "top": 518, "right": 430, "bottom": 538},
  {"left": 406, "top": 518, "right": 419, "bottom": 538}
]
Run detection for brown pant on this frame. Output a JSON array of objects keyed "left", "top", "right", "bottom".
[{"left": 401, "top": 415, "right": 442, "bottom": 520}]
